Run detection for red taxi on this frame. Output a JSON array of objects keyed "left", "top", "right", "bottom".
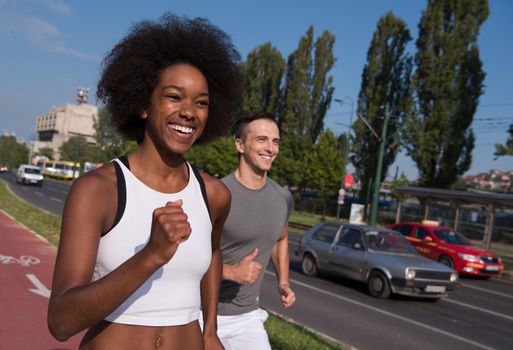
[{"left": 387, "top": 221, "right": 504, "bottom": 277}]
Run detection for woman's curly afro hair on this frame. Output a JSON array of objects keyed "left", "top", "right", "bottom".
[{"left": 97, "top": 13, "right": 241, "bottom": 145}]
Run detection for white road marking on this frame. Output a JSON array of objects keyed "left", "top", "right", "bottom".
[
  {"left": 445, "top": 298, "right": 513, "bottom": 321},
  {"left": 51, "top": 197, "right": 62, "bottom": 202},
  {"left": 35, "top": 192, "right": 44, "bottom": 196},
  {"left": 265, "top": 270, "right": 497, "bottom": 350},
  {"left": 0, "top": 255, "right": 40, "bottom": 266},
  {"left": 26, "top": 274, "right": 51, "bottom": 298},
  {"left": 460, "top": 282, "right": 513, "bottom": 299}
]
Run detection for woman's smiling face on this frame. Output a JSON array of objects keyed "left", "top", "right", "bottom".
[{"left": 142, "top": 63, "right": 209, "bottom": 155}]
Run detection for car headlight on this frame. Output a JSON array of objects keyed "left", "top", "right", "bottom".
[
  {"left": 450, "top": 272, "right": 458, "bottom": 282},
  {"left": 457, "top": 253, "right": 480, "bottom": 262},
  {"left": 406, "top": 269, "right": 416, "bottom": 280}
]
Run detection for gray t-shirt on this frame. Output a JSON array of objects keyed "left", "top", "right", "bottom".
[{"left": 218, "top": 172, "right": 293, "bottom": 315}]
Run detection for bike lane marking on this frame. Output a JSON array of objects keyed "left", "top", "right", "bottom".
[{"left": 0, "top": 209, "right": 82, "bottom": 349}]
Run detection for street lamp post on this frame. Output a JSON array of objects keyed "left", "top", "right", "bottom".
[
  {"left": 369, "top": 104, "right": 390, "bottom": 226},
  {"left": 334, "top": 97, "right": 354, "bottom": 221}
]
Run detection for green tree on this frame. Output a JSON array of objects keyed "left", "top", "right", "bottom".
[
  {"left": 94, "top": 108, "right": 128, "bottom": 162},
  {"left": 240, "top": 43, "right": 285, "bottom": 113},
  {"left": 0, "top": 135, "right": 29, "bottom": 169},
  {"left": 279, "top": 26, "right": 336, "bottom": 188},
  {"left": 269, "top": 147, "right": 302, "bottom": 189},
  {"left": 303, "top": 129, "right": 344, "bottom": 216},
  {"left": 389, "top": 173, "right": 410, "bottom": 203},
  {"left": 352, "top": 12, "right": 413, "bottom": 206},
  {"left": 59, "top": 136, "right": 95, "bottom": 165},
  {"left": 405, "top": 0, "right": 489, "bottom": 188},
  {"left": 494, "top": 124, "right": 513, "bottom": 158},
  {"left": 37, "top": 147, "right": 55, "bottom": 160},
  {"left": 185, "top": 137, "right": 238, "bottom": 178},
  {"left": 124, "top": 140, "right": 139, "bottom": 154}
]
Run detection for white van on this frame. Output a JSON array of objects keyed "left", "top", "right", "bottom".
[{"left": 16, "top": 164, "right": 44, "bottom": 186}]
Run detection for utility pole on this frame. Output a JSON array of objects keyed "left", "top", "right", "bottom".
[
  {"left": 334, "top": 97, "right": 354, "bottom": 221},
  {"left": 369, "top": 104, "right": 389, "bottom": 226}
]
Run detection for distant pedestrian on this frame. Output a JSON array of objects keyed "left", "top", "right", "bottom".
[
  {"left": 216, "top": 111, "right": 296, "bottom": 350},
  {"left": 47, "top": 13, "right": 240, "bottom": 349}
]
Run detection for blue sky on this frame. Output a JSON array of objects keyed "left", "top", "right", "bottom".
[{"left": 1, "top": 0, "right": 512, "bottom": 180}]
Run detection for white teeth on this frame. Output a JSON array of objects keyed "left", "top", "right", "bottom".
[{"left": 169, "top": 124, "right": 193, "bottom": 134}]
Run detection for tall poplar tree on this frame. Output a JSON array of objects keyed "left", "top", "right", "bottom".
[
  {"left": 406, "top": 0, "right": 488, "bottom": 188},
  {"left": 351, "top": 12, "right": 413, "bottom": 205},
  {"left": 240, "top": 43, "right": 285, "bottom": 113},
  {"left": 279, "top": 26, "right": 335, "bottom": 188}
]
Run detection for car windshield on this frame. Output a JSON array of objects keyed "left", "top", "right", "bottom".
[
  {"left": 365, "top": 230, "right": 417, "bottom": 254},
  {"left": 25, "top": 168, "right": 41, "bottom": 174},
  {"left": 433, "top": 228, "right": 471, "bottom": 245}
]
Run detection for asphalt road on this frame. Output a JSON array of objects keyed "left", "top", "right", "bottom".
[
  {"left": 2, "top": 171, "right": 513, "bottom": 350},
  {"left": 1, "top": 172, "right": 68, "bottom": 216}
]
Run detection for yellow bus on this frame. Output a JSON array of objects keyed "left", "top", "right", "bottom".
[{"left": 36, "top": 160, "right": 81, "bottom": 180}]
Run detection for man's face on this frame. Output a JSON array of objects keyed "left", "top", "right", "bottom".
[{"left": 236, "top": 118, "right": 280, "bottom": 174}]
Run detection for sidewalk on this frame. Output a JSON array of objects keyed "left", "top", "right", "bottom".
[{"left": 0, "top": 209, "right": 83, "bottom": 349}]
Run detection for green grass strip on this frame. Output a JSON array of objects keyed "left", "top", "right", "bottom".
[
  {"left": 0, "top": 179, "right": 61, "bottom": 246},
  {"left": 265, "top": 313, "right": 347, "bottom": 350}
]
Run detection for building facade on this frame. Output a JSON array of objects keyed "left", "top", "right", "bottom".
[{"left": 31, "top": 89, "right": 98, "bottom": 161}]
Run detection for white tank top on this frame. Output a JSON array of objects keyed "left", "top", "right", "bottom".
[{"left": 93, "top": 159, "right": 212, "bottom": 326}]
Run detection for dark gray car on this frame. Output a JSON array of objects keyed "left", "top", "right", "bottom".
[{"left": 295, "top": 222, "right": 459, "bottom": 299}]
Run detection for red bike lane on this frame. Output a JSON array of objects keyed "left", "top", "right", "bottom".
[{"left": 0, "top": 209, "right": 83, "bottom": 349}]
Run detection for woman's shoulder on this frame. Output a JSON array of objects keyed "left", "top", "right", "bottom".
[{"left": 70, "top": 162, "right": 117, "bottom": 196}]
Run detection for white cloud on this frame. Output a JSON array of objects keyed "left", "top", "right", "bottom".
[{"left": 0, "top": 13, "right": 99, "bottom": 61}]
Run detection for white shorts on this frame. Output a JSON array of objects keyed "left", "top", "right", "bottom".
[{"left": 200, "top": 309, "right": 271, "bottom": 350}]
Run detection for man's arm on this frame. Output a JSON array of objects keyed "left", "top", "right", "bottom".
[{"left": 271, "top": 224, "right": 296, "bottom": 308}]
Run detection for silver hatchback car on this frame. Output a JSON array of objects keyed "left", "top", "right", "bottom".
[{"left": 295, "top": 222, "right": 459, "bottom": 299}]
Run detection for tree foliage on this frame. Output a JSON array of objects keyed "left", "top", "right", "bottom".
[
  {"left": 405, "top": 0, "right": 489, "bottom": 188},
  {"left": 352, "top": 12, "right": 413, "bottom": 205},
  {"left": 185, "top": 137, "right": 238, "bottom": 178},
  {"left": 279, "top": 26, "right": 336, "bottom": 188},
  {"left": 59, "top": 136, "right": 96, "bottom": 164},
  {"left": 494, "top": 123, "right": 513, "bottom": 158},
  {"left": 303, "top": 129, "right": 345, "bottom": 215},
  {"left": 389, "top": 173, "right": 410, "bottom": 203},
  {"left": 37, "top": 147, "right": 55, "bottom": 160},
  {"left": 94, "top": 107, "right": 129, "bottom": 162},
  {"left": 0, "top": 135, "right": 29, "bottom": 169},
  {"left": 240, "top": 43, "right": 285, "bottom": 113}
]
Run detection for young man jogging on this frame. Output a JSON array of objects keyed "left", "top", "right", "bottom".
[{"left": 217, "top": 111, "right": 296, "bottom": 350}]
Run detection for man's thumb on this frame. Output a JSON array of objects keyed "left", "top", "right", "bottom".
[{"left": 242, "top": 248, "right": 258, "bottom": 262}]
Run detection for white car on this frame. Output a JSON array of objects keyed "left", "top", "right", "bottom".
[{"left": 16, "top": 164, "right": 44, "bottom": 186}]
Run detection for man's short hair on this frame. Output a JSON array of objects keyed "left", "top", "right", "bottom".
[{"left": 232, "top": 111, "right": 277, "bottom": 139}]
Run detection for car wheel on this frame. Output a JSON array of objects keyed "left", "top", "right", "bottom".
[
  {"left": 438, "top": 255, "right": 454, "bottom": 269},
  {"left": 368, "top": 271, "right": 391, "bottom": 299},
  {"left": 301, "top": 254, "right": 318, "bottom": 277}
]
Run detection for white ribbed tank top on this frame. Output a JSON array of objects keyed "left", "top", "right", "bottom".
[{"left": 93, "top": 159, "right": 212, "bottom": 326}]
